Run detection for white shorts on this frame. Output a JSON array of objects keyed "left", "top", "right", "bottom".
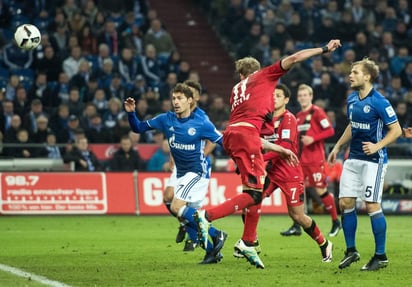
[
  {"left": 166, "top": 166, "right": 177, "bottom": 188},
  {"left": 339, "top": 159, "right": 387, "bottom": 203},
  {"left": 174, "top": 172, "right": 209, "bottom": 209}
]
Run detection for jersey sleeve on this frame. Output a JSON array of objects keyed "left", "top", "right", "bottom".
[
  {"left": 202, "top": 119, "right": 223, "bottom": 144},
  {"left": 375, "top": 97, "right": 398, "bottom": 125},
  {"left": 312, "top": 108, "right": 335, "bottom": 142}
]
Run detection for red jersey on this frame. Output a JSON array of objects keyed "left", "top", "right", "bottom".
[
  {"left": 229, "top": 61, "right": 287, "bottom": 135},
  {"left": 296, "top": 105, "right": 334, "bottom": 164},
  {"left": 263, "top": 110, "right": 303, "bottom": 182}
]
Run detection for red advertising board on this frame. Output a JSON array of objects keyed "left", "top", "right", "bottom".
[
  {"left": 0, "top": 172, "right": 136, "bottom": 215},
  {"left": 136, "top": 172, "right": 288, "bottom": 215}
]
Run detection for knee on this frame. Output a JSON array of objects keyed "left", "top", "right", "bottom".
[
  {"left": 244, "top": 189, "right": 263, "bottom": 204},
  {"left": 339, "top": 198, "right": 355, "bottom": 211},
  {"left": 163, "top": 186, "right": 174, "bottom": 203}
]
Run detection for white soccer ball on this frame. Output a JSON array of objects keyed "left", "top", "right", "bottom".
[{"left": 14, "top": 24, "right": 41, "bottom": 50}]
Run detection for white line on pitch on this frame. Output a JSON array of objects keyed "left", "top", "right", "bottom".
[{"left": 0, "top": 263, "right": 73, "bottom": 287}]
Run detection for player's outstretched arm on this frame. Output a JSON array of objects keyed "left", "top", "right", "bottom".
[
  {"left": 281, "top": 39, "right": 341, "bottom": 71},
  {"left": 261, "top": 138, "right": 298, "bottom": 166},
  {"left": 124, "top": 97, "right": 152, "bottom": 133}
]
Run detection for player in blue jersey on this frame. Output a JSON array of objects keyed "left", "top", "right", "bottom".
[
  {"left": 125, "top": 83, "right": 226, "bottom": 264},
  {"left": 328, "top": 58, "right": 402, "bottom": 271},
  {"left": 164, "top": 81, "right": 217, "bottom": 252}
]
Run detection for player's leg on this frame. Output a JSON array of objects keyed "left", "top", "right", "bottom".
[
  {"left": 361, "top": 162, "right": 388, "bottom": 271},
  {"left": 338, "top": 159, "right": 361, "bottom": 269}
]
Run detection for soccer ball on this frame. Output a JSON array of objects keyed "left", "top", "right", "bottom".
[{"left": 14, "top": 24, "right": 41, "bottom": 50}]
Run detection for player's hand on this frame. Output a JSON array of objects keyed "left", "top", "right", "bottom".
[
  {"left": 403, "top": 127, "right": 412, "bottom": 138},
  {"left": 300, "top": 135, "right": 314, "bottom": 146},
  {"left": 326, "top": 39, "right": 342, "bottom": 52},
  {"left": 279, "top": 147, "right": 299, "bottom": 167},
  {"left": 124, "top": 97, "right": 136, "bottom": 112},
  {"left": 327, "top": 148, "right": 338, "bottom": 165},
  {"left": 362, "top": 141, "right": 379, "bottom": 155}
]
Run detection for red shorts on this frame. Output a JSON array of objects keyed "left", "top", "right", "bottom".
[
  {"left": 301, "top": 162, "right": 327, "bottom": 188},
  {"left": 223, "top": 126, "right": 266, "bottom": 189},
  {"left": 264, "top": 179, "right": 304, "bottom": 207}
]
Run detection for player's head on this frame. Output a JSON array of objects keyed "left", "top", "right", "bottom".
[
  {"left": 350, "top": 57, "right": 379, "bottom": 89},
  {"left": 171, "top": 83, "right": 193, "bottom": 117},
  {"left": 274, "top": 83, "right": 291, "bottom": 112},
  {"left": 235, "top": 57, "right": 261, "bottom": 80},
  {"left": 297, "top": 84, "right": 313, "bottom": 109},
  {"left": 183, "top": 80, "right": 202, "bottom": 107}
]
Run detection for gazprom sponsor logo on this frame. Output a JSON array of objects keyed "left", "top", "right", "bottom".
[{"left": 351, "top": 121, "right": 370, "bottom": 130}]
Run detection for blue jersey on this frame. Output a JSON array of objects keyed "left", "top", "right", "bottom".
[
  {"left": 347, "top": 89, "right": 398, "bottom": 163},
  {"left": 128, "top": 111, "right": 222, "bottom": 178},
  {"left": 193, "top": 107, "right": 212, "bottom": 177}
]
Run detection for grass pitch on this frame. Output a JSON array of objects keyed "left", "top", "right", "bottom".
[{"left": 0, "top": 214, "right": 411, "bottom": 287}]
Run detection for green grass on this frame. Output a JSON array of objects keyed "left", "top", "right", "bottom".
[{"left": 0, "top": 215, "right": 411, "bottom": 287}]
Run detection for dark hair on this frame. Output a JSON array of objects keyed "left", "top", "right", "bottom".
[
  {"left": 276, "top": 83, "right": 291, "bottom": 98},
  {"left": 171, "top": 83, "right": 193, "bottom": 98},
  {"left": 183, "top": 80, "right": 202, "bottom": 94}
]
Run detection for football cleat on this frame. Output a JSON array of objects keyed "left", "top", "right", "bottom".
[
  {"left": 233, "top": 240, "right": 261, "bottom": 258},
  {"left": 360, "top": 254, "right": 388, "bottom": 271},
  {"left": 320, "top": 240, "right": 333, "bottom": 263},
  {"left": 328, "top": 220, "right": 341, "bottom": 237},
  {"left": 233, "top": 239, "right": 265, "bottom": 269},
  {"left": 194, "top": 210, "right": 210, "bottom": 249},
  {"left": 280, "top": 224, "right": 302, "bottom": 236},
  {"left": 339, "top": 250, "right": 360, "bottom": 269}
]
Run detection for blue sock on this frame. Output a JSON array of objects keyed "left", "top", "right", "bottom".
[
  {"left": 186, "top": 225, "right": 198, "bottom": 242},
  {"left": 342, "top": 208, "right": 357, "bottom": 250},
  {"left": 180, "top": 206, "right": 198, "bottom": 231},
  {"left": 370, "top": 210, "right": 386, "bottom": 255}
]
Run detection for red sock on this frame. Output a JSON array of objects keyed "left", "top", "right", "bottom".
[
  {"left": 321, "top": 192, "right": 338, "bottom": 221},
  {"left": 304, "top": 220, "right": 325, "bottom": 245},
  {"left": 242, "top": 203, "right": 261, "bottom": 243},
  {"left": 207, "top": 193, "right": 255, "bottom": 221}
]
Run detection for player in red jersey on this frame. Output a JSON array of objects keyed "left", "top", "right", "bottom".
[
  {"left": 195, "top": 39, "right": 342, "bottom": 268},
  {"left": 281, "top": 84, "right": 341, "bottom": 237},
  {"left": 234, "top": 84, "right": 333, "bottom": 267}
]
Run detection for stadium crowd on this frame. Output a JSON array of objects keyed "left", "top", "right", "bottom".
[{"left": 0, "top": 0, "right": 411, "bottom": 170}]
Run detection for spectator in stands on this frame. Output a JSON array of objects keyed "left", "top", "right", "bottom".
[
  {"left": 207, "top": 96, "right": 230, "bottom": 131},
  {"left": 31, "top": 115, "right": 52, "bottom": 144},
  {"left": 3, "top": 42, "right": 33, "bottom": 70},
  {"left": 106, "top": 73, "right": 127, "bottom": 100},
  {"left": 53, "top": 72, "right": 70, "bottom": 104},
  {"left": 218, "top": 0, "right": 244, "bottom": 39},
  {"left": 3, "top": 114, "right": 21, "bottom": 144},
  {"left": 37, "top": 132, "right": 63, "bottom": 159},
  {"left": 49, "top": 23, "right": 71, "bottom": 59},
  {"left": 143, "top": 18, "right": 175, "bottom": 58},
  {"left": 159, "top": 72, "right": 178, "bottom": 100},
  {"left": 22, "top": 99, "right": 48, "bottom": 134},
  {"left": 390, "top": 46, "right": 412, "bottom": 76},
  {"left": 69, "top": 59, "right": 93, "bottom": 92},
  {"left": 27, "top": 72, "right": 55, "bottom": 111},
  {"left": 91, "top": 88, "right": 109, "bottom": 115},
  {"left": 176, "top": 60, "right": 191, "bottom": 83},
  {"left": 250, "top": 34, "right": 271, "bottom": 67},
  {"left": 147, "top": 138, "right": 171, "bottom": 172},
  {"left": 4, "top": 75, "right": 20, "bottom": 101},
  {"left": 82, "top": 75, "right": 99, "bottom": 103},
  {"left": 119, "top": 23, "right": 143, "bottom": 56},
  {"left": 49, "top": 104, "right": 71, "bottom": 140},
  {"left": 13, "top": 86, "right": 31, "bottom": 119},
  {"left": 0, "top": 99, "right": 14, "bottom": 135},
  {"left": 126, "top": 74, "right": 147, "bottom": 101},
  {"left": 94, "top": 43, "right": 111, "bottom": 72},
  {"left": 69, "top": 11, "right": 87, "bottom": 36},
  {"left": 269, "top": 20, "right": 291, "bottom": 52},
  {"left": 57, "top": 114, "right": 81, "bottom": 144},
  {"left": 139, "top": 44, "right": 162, "bottom": 88},
  {"left": 97, "top": 19, "right": 119, "bottom": 56},
  {"left": 112, "top": 112, "right": 132, "bottom": 143},
  {"left": 108, "top": 135, "right": 146, "bottom": 171},
  {"left": 63, "top": 45, "right": 85, "bottom": 80},
  {"left": 63, "top": 136, "right": 103, "bottom": 171},
  {"left": 400, "top": 61, "right": 412, "bottom": 90},
  {"left": 336, "top": 8, "right": 360, "bottom": 43},
  {"left": 144, "top": 88, "right": 162, "bottom": 116},
  {"left": 78, "top": 24, "right": 98, "bottom": 56},
  {"left": 103, "top": 97, "right": 124, "bottom": 129},
  {"left": 33, "top": 45, "right": 62, "bottom": 82},
  {"left": 95, "top": 58, "right": 115, "bottom": 89},
  {"left": 230, "top": 8, "right": 256, "bottom": 45},
  {"left": 83, "top": 0, "right": 99, "bottom": 26},
  {"left": 85, "top": 113, "right": 113, "bottom": 143},
  {"left": 236, "top": 22, "right": 262, "bottom": 58},
  {"left": 67, "top": 87, "right": 85, "bottom": 116},
  {"left": 118, "top": 48, "right": 140, "bottom": 84},
  {"left": 4, "top": 128, "right": 34, "bottom": 158},
  {"left": 385, "top": 76, "right": 407, "bottom": 105},
  {"left": 81, "top": 102, "right": 98, "bottom": 129}
]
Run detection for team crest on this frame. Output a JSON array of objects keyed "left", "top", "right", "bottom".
[
  {"left": 188, "top": 128, "right": 196, "bottom": 136},
  {"left": 306, "top": 114, "right": 312, "bottom": 121},
  {"left": 363, "top": 105, "right": 371, "bottom": 113}
]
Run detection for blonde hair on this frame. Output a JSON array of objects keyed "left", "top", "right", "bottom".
[
  {"left": 235, "top": 57, "right": 261, "bottom": 77},
  {"left": 297, "top": 83, "right": 313, "bottom": 95},
  {"left": 352, "top": 57, "right": 380, "bottom": 83}
]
